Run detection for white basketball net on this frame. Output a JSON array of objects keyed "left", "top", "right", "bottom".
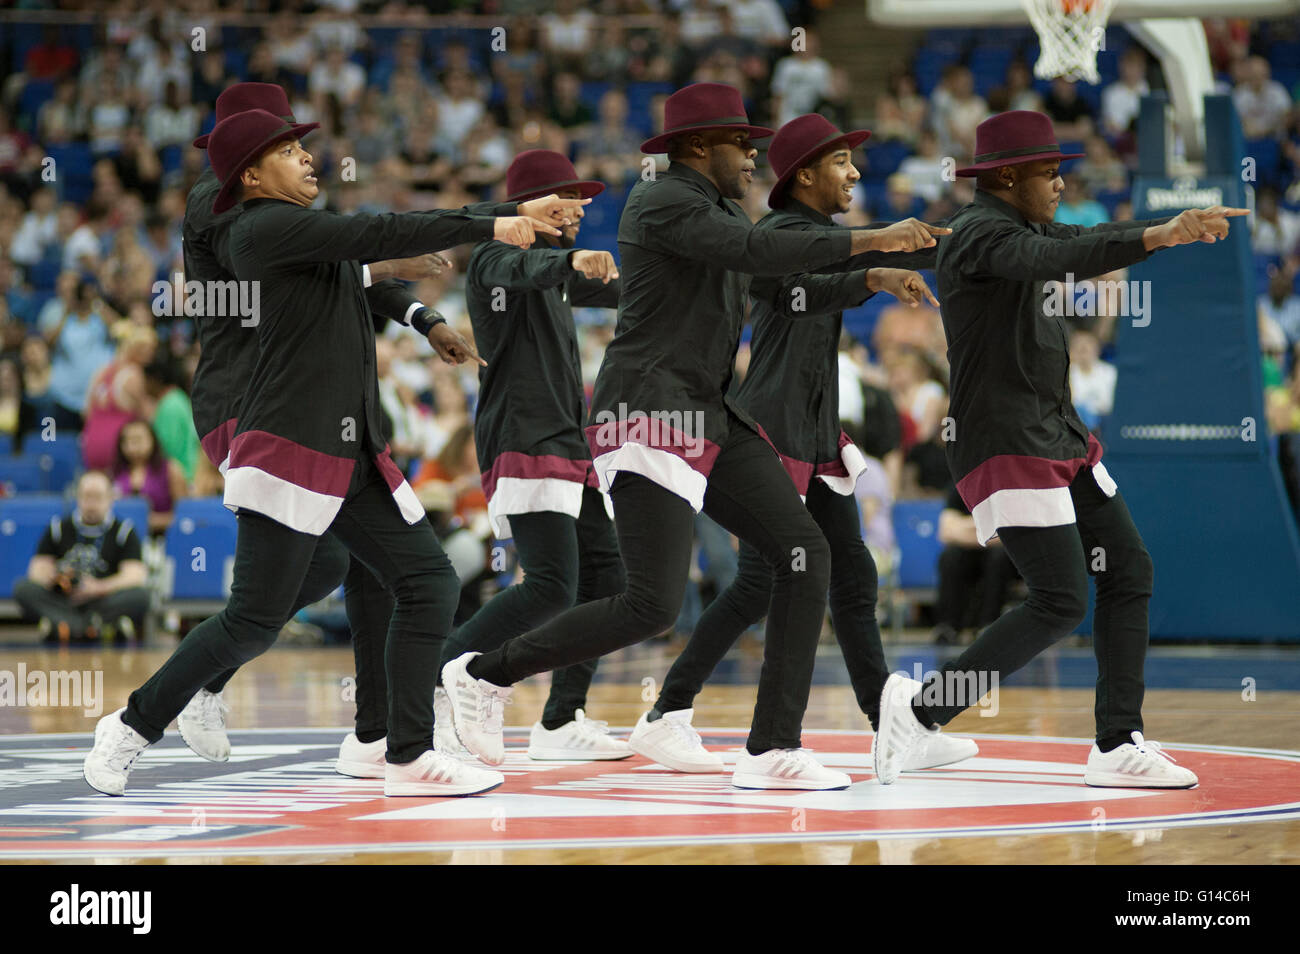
[{"left": 1021, "top": 0, "right": 1118, "bottom": 86}]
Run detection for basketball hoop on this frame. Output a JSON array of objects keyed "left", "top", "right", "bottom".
[{"left": 1021, "top": 0, "right": 1117, "bottom": 85}]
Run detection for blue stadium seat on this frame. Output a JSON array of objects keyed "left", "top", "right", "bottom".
[
  {"left": 17, "top": 78, "right": 56, "bottom": 126},
  {"left": 45, "top": 142, "right": 94, "bottom": 204},
  {"left": 892, "top": 499, "right": 946, "bottom": 590},
  {"left": 863, "top": 140, "right": 912, "bottom": 181},
  {"left": 0, "top": 494, "right": 63, "bottom": 599},
  {"left": 111, "top": 496, "right": 150, "bottom": 538},
  {"left": 22, "top": 430, "right": 81, "bottom": 493},
  {"left": 164, "top": 497, "right": 237, "bottom": 600},
  {"left": 26, "top": 257, "right": 62, "bottom": 293},
  {"left": 0, "top": 456, "right": 47, "bottom": 494},
  {"left": 0, "top": 434, "right": 11, "bottom": 455}
]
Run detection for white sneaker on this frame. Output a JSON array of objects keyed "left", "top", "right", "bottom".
[
  {"left": 177, "top": 689, "right": 230, "bottom": 762},
  {"left": 873, "top": 674, "right": 937, "bottom": 785},
  {"left": 628, "top": 709, "right": 725, "bottom": 773},
  {"left": 903, "top": 731, "right": 979, "bottom": 771},
  {"left": 732, "top": 748, "right": 851, "bottom": 791},
  {"left": 336, "top": 732, "right": 387, "bottom": 778},
  {"left": 383, "top": 749, "right": 505, "bottom": 797},
  {"left": 440, "top": 652, "right": 513, "bottom": 766},
  {"left": 84, "top": 708, "right": 150, "bottom": 796},
  {"left": 1084, "top": 732, "right": 1198, "bottom": 789},
  {"left": 528, "top": 709, "right": 633, "bottom": 761},
  {"left": 434, "top": 686, "right": 477, "bottom": 761}
]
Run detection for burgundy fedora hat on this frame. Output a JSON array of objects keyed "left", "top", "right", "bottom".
[
  {"left": 956, "top": 110, "right": 1083, "bottom": 177},
  {"left": 193, "top": 82, "right": 295, "bottom": 149},
  {"left": 505, "top": 149, "right": 605, "bottom": 203},
  {"left": 640, "top": 82, "right": 774, "bottom": 154},
  {"left": 208, "top": 109, "right": 319, "bottom": 215},
  {"left": 767, "top": 113, "right": 870, "bottom": 209}
]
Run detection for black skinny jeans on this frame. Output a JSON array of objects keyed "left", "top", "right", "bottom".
[
  {"left": 440, "top": 485, "right": 625, "bottom": 728},
  {"left": 656, "top": 479, "right": 889, "bottom": 727},
  {"left": 202, "top": 539, "right": 394, "bottom": 744},
  {"left": 915, "top": 466, "right": 1153, "bottom": 745},
  {"left": 124, "top": 463, "right": 459, "bottom": 763},
  {"left": 468, "top": 420, "right": 832, "bottom": 753}
]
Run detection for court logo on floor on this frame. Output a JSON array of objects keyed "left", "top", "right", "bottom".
[{"left": 0, "top": 728, "right": 1297, "bottom": 857}]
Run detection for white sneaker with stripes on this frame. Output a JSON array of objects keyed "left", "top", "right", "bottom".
[
  {"left": 627, "top": 709, "right": 725, "bottom": 773},
  {"left": 1084, "top": 731, "right": 1198, "bottom": 788},
  {"left": 336, "top": 732, "right": 386, "bottom": 778},
  {"left": 872, "top": 673, "right": 937, "bottom": 785},
  {"left": 434, "top": 686, "right": 478, "bottom": 761},
  {"left": 441, "top": 652, "right": 513, "bottom": 766},
  {"left": 84, "top": 708, "right": 150, "bottom": 796},
  {"left": 732, "top": 747, "right": 852, "bottom": 790},
  {"left": 178, "top": 689, "right": 230, "bottom": 762},
  {"left": 904, "top": 731, "right": 979, "bottom": 770},
  {"left": 528, "top": 709, "right": 633, "bottom": 760},
  {"left": 383, "top": 749, "right": 504, "bottom": 797}
]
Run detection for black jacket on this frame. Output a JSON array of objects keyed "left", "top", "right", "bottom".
[
  {"left": 223, "top": 199, "right": 497, "bottom": 534},
  {"left": 465, "top": 239, "right": 620, "bottom": 537},
  {"left": 936, "top": 189, "right": 1164, "bottom": 543}
]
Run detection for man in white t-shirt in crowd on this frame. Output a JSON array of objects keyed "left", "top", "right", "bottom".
[
  {"left": 1252, "top": 187, "right": 1300, "bottom": 257},
  {"left": 1068, "top": 327, "right": 1117, "bottom": 431},
  {"left": 1233, "top": 56, "right": 1293, "bottom": 140},
  {"left": 1101, "top": 47, "right": 1149, "bottom": 137},
  {"left": 771, "top": 30, "right": 833, "bottom": 128}
]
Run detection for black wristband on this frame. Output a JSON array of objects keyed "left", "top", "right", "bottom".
[{"left": 411, "top": 307, "right": 447, "bottom": 336}]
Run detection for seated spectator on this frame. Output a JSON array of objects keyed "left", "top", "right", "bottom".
[
  {"left": 998, "top": 60, "right": 1044, "bottom": 113},
  {"left": 41, "top": 278, "right": 114, "bottom": 429},
  {"left": 574, "top": 90, "right": 643, "bottom": 191},
  {"left": 88, "top": 75, "right": 131, "bottom": 156},
  {"left": 10, "top": 186, "right": 59, "bottom": 267},
  {"left": 309, "top": 44, "right": 366, "bottom": 114},
  {"left": 1233, "top": 55, "right": 1292, "bottom": 140},
  {"left": 438, "top": 71, "right": 487, "bottom": 152},
  {"left": 12, "top": 470, "right": 150, "bottom": 643},
  {"left": 23, "top": 24, "right": 79, "bottom": 81},
  {"left": 37, "top": 76, "right": 88, "bottom": 146},
  {"left": 540, "top": 0, "right": 600, "bottom": 74},
  {"left": 83, "top": 324, "right": 155, "bottom": 471},
  {"left": 1101, "top": 47, "right": 1149, "bottom": 138},
  {"left": 0, "top": 356, "right": 38, "bottom": 452},
  {"left": 1068, "top": 328, "right": 1117, "bottom": 431},
  {"left": 143, "top": 357, "right": 200, "bottom": 484},
  {"left": 897, "top": 129, "right": 947, "bottom": 203},
  {"left": 881, "top": 172, "right": 926, "bottom": 221},
  {"left": 934, "top": 65, "right": 988, "bottom": 160},
  {"left": 1259, "top": 267, "right": 1300, "bottom": 355},
  {"left": 113, "top": 417, "right": 187, "bottom": 535},
  {"left": 931, "top": 484, "right": 1020, "bottom": 645},
  {"left": 547, "top": 71, "right": 593, "bottom": 132},
  {"left": 1252, "top": 186, "right": 1300, "bottom": 257},
  {"left": 1043, "top": 77, "right": 1095, "bottom": 141},
  {"left": 144, "top": 80, "right": 199, "bottom": 150},
  {"left": 1075, "top": 134, "right": 1128, "bottom": 196},
  {"left": 887, "top": 345, "right": 947, "bottom": 452},
  {"left": 771, "top": 30, "right": 833, "bottom": 128},
  {"left": 20, "top": 334, "right": 58, "bottom": 429},
  {"left": 1054, "top": 173, "right": 1109, "bottom": 227}
]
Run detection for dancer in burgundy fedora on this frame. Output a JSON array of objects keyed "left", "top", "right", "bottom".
[
  {"left": 172, "top": 83, "right": 592, "bottom": 781},
  {"left": 632, "top": 112, "right": 977, "bottom": 775},
  {"left": 873, "top": 109, "right": 1249, "bottom": 787},
  {"left": 444, "top": 83, "right": 949, "bottom": 790},
  {"left": 86, "top": 108, "right": 567, "bottom": 798},
  {"left": 434, "top": 149, "right": 630, "bottom": 763}
]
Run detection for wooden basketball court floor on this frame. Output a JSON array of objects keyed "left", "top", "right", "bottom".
[{"left": 0, "top": 636, "right": 1297, "bottom": 865}]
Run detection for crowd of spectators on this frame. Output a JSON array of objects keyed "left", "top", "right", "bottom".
[{"left": 1, "top": 4, "right": 1299, "bottom": 638}]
